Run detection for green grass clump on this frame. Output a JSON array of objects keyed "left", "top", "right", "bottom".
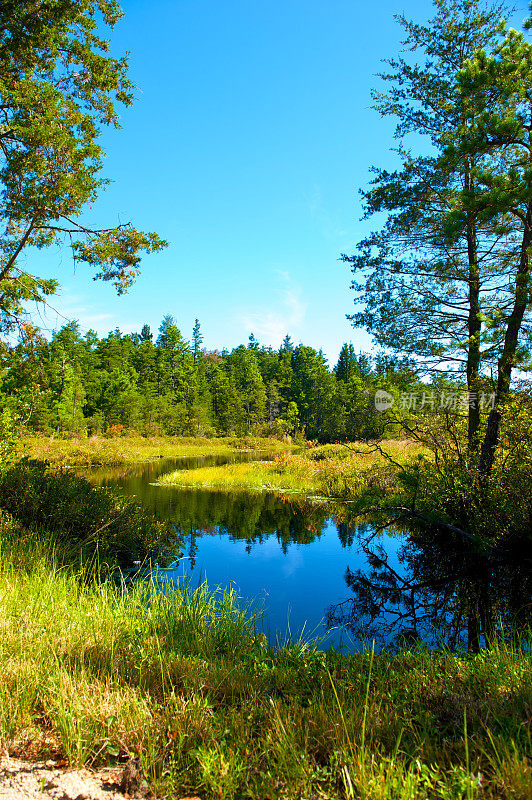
[
  {"left": 0, "top": 512, "right": 530, "bottom": 799},
  {"left": 156, "top": 457, "right": 320, "bottom": 493}
]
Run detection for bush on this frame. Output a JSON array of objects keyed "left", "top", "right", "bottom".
[
  {"left": 0, "top": 459, "right": 174, "bottom": 569},
  {"left": 407, "top": 401, "right": 532, "bottom": 541},
  {"left": 0, "top": 406, "right": 19, "bottom": 472}
]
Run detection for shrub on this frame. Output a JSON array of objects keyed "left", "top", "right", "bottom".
[
  {"left": 0, "top": 459, "right": 174, "bottom": 569},
  {"left": 406, "top": 402, "right": 532, "bottom": 541},
  {"left": 0, "top": 406, "right": 19, "bottom": 472}
]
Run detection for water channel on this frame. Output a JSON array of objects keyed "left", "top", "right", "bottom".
[{"left": 85, "top": 453, "right": 531, "bottom": 651}]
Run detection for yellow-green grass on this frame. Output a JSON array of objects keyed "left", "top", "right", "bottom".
[
  {"left": 0, "top": 511, "right": 530, "bottom": 799},
  {"left": 19, "top": 435, "right": 294, "bottom": 467},
  {"left": 157, "top": 440, "right": 423, "bottom": 498},
  {"left": 157, "top": 457, "right": 320, "bottom": 494}
]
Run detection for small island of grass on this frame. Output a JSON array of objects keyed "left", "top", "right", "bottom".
[{"left": 155, "top": 440, "right": 421, "bottom": 498}]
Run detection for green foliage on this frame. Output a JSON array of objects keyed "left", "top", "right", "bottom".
[
  {"left": 1, "top": 319, "right": 419, "bottom": 441},
  {"left": 0, "top": 458, "right": 172, "bottom": 568},
  {"left": 53, "top": 362, "right": 86, "bottom": 434},
  {"left": 345, "top": 0, "right": 511, "bottom": 365},
  {"left": 0, "top": 405, "right": 19, "bottom": 471},
  {"left": 404, "top": 393, "right": 532, "bottom": 540},
  {"left": 344, "top": 0, "right": 532, "bottom": 475},
  {"left": 226, "top": 345, "right": 267, "bottom": 433},
  {"left": 0, "top": 0, "right": 166, "bottom": 333}
]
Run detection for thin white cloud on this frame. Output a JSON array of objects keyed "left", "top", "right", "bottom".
[
  {"left": 305, "top": 183, "right": 348, "bottom": 241},
  {"left": 282, "top": 547, "right": 304, "bottom": 578},
  {"left": 35, "top": 289, "right": 113, "bottom": 336},
  {"left": 240, "top": 271, "right": 307, "bottom": 347}
]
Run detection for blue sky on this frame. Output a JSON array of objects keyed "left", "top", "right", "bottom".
[{"left": 28, "top": 0, "right": 530, "bottom": 365}]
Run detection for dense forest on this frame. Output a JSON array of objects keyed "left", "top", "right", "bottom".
[{"left": 0, "top": 317, "right": 419, "bottom": 440}]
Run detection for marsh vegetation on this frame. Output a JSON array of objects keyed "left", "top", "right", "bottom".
[{"left": 0, "top": 507, "right": 530, "bottom": 800}]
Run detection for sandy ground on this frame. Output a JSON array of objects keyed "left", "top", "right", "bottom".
[
  {"left": 0, "top": 756, "right": 206, "bottom": 800},
  {"left": 0, "top": 758, "right": 151, "bottom": 800}
]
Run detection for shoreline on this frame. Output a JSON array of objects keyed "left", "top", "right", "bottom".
[
  {"left": 1, "top": 439, "right": 530, "bottom": 799},
  {"left": 0, "top": 512, "right": 530, "bottom": 799},
  {"left": 18, "top": 435, "right": 296, "bottom": 468}
]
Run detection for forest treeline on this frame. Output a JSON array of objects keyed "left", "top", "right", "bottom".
[{"left": 0, "top": 315, "right": 419, "bottom": 440}]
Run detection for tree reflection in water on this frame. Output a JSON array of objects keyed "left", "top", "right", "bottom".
[
  {"left": 326, "top": 515, "right": 532, "bottom": 651},
  {"left": 85, "top": 458, "right": 532, "bottom": 650},
  {"left": 168, "top": 488, "right": 334, "bottom": 567}
]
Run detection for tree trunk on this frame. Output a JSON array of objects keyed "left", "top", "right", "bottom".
[
  {"left": 466, "top": 214, "right": 481, "bottom": 451},
  {"left": 479, "top": 206, "right": 532, "bottom": 477},
  {"left": 467, "top": 612, "right": 481, "bottom": 653}
]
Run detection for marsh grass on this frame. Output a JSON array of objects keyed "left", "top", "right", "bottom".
[
  {"left": 156, "top": 440, "right": 423, "bottom": 498},
  {"left": 0, "top": 512, "right": 530, "bottom": 799},
  {"left": 156, "top": 457, "right": 320, "bottom": 493},
  {"left": 20, "top": 435, "right": 294, "bottom": 467}
]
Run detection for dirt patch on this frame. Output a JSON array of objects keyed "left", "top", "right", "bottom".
[{"left": 0, "top": 757, "right": 141, "bottom": 800}]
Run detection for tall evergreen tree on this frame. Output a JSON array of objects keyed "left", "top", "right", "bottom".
[
  {"left": 247, "top": 333, "right": 259, "bottom": 351},
  {"left": 291, "top": 345, "right": 336, "bottom": 440},
  {"left": 192, "top": 319, "right": 203, "bottom": 365},
  {"left": 227, "top": 346, "right": 267, "bottom": 433},
  {"left": 344, "top": 0, "right": 513, "bottom": 456},
  {"left": 335, "top": 343, "right": 358, "bottom": 381},
  {"left": 139, "top": 324, "right": 153, "bottom": 343},
  {"left": 53, "top": 362, "right": 86, "bottom": 433},
  {"left": 450, "top": 11, "right": 532, "bottom": 473},
  {"left": 157, "top": 316, "right": 194, "bottom": 406}
]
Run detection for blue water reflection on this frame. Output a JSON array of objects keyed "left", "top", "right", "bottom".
[
  {"left": 86, "top": 454, "right": 531, "bottom": 651},
  {"left": 86, "top": 455, "right": 405, "bottom": 649}
]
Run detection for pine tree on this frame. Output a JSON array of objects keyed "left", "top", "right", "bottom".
[
  {"left": 449, "top": 13, "right": 532, "bottom": 473},
  {"left": 140, "top": 324, "right": 153, "bottom": 343},
  {"left": 335, "top": 343, "right": 357, "bottom": 381},
  {"left": 247, "top": 333, "right": 259, "bottom": 351},
  {"left": 156, "top": 316, "right": 195, "bottom": 427},
  {"left": 54, "top": 362, "right": 86, "bottom": 433},
  {"left": 344, "top": 0, "right": 513, "bottom": 455},
  {"left": 192, "top": 319, "right": 203, "bottom": 364},
  {"left": 291, "top": 345, "right": 336, "bottom": 440},
  {"left": 227, "top": 346, "right": 267, "bottom": 432}
]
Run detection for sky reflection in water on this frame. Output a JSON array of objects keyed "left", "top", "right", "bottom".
[
  {"left": 87, "top": 455, "right": 403, "bottom": 650},
  {"left": 86, "top": 454, "right": 531, "bottom": 651}
]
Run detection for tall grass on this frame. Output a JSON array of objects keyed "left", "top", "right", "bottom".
[
  {"left": 0, "top": 512, "right": 530, "bottom": 799},
  {"left": 157, "top": 441, "right": 422, "bottom": 498},
  {"left": 19, "top": 435, "right": 294, "bottom": 467},
  {"left": 156, "top": 457, "right": 322, "bottom": 493}
]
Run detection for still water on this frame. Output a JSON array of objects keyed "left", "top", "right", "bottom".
[
  {"left": 86, "top": 454, "right": 531, "bottom": 651},
  {"left": 86, "top": 454, "right": 403, "bottom": 649}
]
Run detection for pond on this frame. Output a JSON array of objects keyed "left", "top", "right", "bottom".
[{"left": 85, "top": 453, "right": 532, "bottom": 652}]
